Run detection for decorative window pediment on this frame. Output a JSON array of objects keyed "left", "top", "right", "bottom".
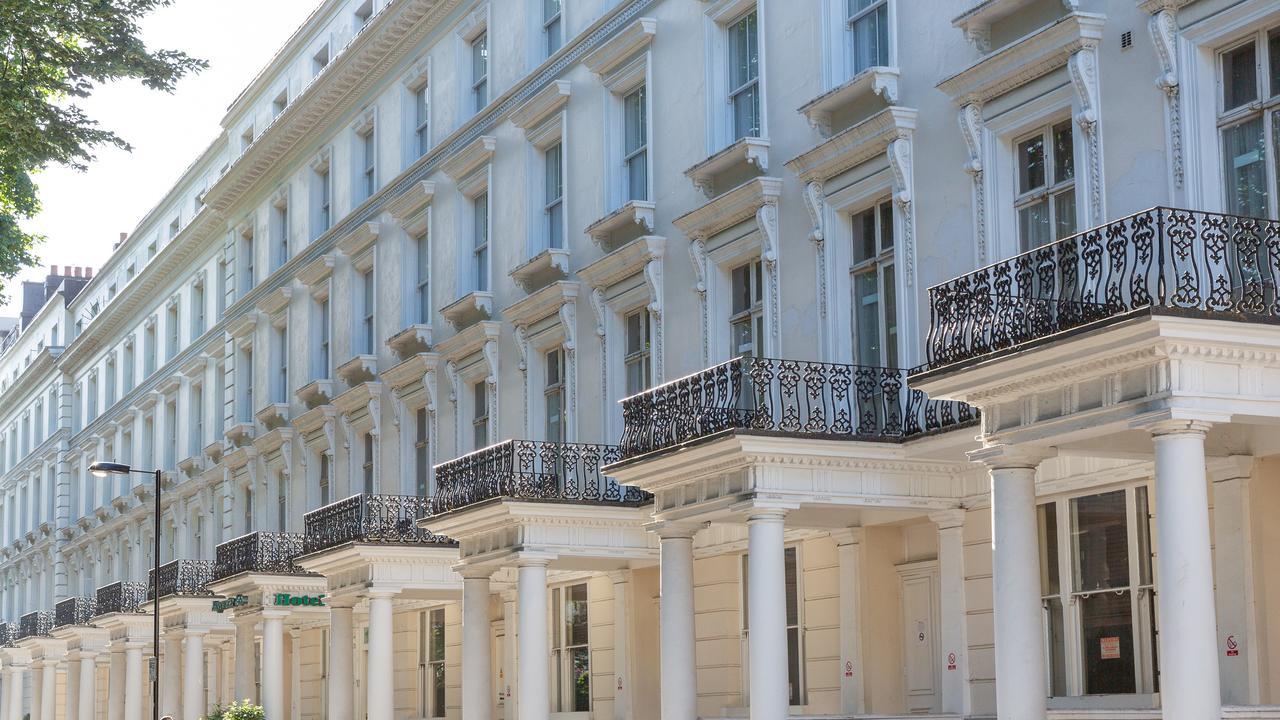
[
  {"left": 440, "top": 135, "right": 497, "bottom": 184},
  {"left": 584, "top": 17, "right": 657, "bottom": 78},
  {"left": 937, "top": 12, "right": 1105, "bottom": 105},
  {"left": 674, "top": 176, "right": 782, "bottom": 242},
  {"left": 386, "top": 180, "right": 436, "bottom": 223},
  {"left": 510, "top": 80, "right": 571, "bottom": 135},
  {"left": 684, "top": 137, "right": 770, "bottom": 199},
  {"left": 336, "top": 222, "right": 380, "bottom": 258},
  {"left": 255, "top": 286, "right": 293, "bottom": 316},
  {"left": 297, "top": 252, "right": 337, "bottom": 290},
  {"left": 786, "top": 106, "right": 917, "bottom": 184},
  {"left": 440, "top": 291, "right": 494, "bottom": 331},
  {"left": 585, "top": 201, "right": 656, "bottom": 250},
  {"left": 333, "top": 381, "right": 384, "bottom": 437}
]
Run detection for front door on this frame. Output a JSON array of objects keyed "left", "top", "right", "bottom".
[{"left": 899, "top": 561, "right": 940, "bottom": 713}]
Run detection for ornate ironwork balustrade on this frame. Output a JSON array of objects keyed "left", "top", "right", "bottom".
[
  {"left": 96, "top": 581, "right": 148, "bottom": 615},
  {"left": 54, "top": 596, "right": 97, "bottom": 628},
  {"left": 215, "top": 531, "right": 308, "bottom": 580},
  {"left": 17, "top": 610, "right": 52, "bottom": 640},
  {"left": 0, "top": 622, "right": 13, "bottom": 647},
  {"left": 617, "top": 357, "right": 976, "bottom": 460},
  {"left": 923, "top": 207, "right": 1280, "bottom": 370},
  {"left": 433, "top": 440, "right": 651, "bottom": 514},
  {"left": 147, "top": 559, "right": 216, "bottom": 601},
  {"left": 303, "top": 493, "right": 454, "bottom": 555}
]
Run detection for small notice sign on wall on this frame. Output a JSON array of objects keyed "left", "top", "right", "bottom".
[
  {"left": 1100, "top": 636, "right": 1121, "bottom": 660},
  {"left": 1226, "top": 635, "right": 1239, "bottom": 657}
]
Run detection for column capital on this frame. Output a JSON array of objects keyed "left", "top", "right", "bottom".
[
  {"left": 1209, "top": 455, "right": 1254, "bottom": 483},
  {"left": 968, "top": 443, "right": 1052, "bottom": 469},
  {"left": 929, "top": 509, "right": 967, "bottom": 531},
  {"left": 365, "top": 586, "right": 398, "bottom": 600},
  {"left": 1131, "top": 410, "right": 1220, "bottom": 436},
  {"left": 743, "top": 506, "right": 789, "bottom": 523},
  {"left": 326, "top": 596, "right": 358, "bottom": 610},
  {"left": 646, "top": 520, "right": 705, "bottom": 540},
  {"left": 515, "top": 552, "right": 554, "bottom": 569},
  {"left": 608, "top": 569, "right": 632, "bottom": 585},
  {"left": 832, "top": 527, "right": 864, "bottom": 547},
  {"left": 456, "top": 564, "right": 496, "bottom": 580}
]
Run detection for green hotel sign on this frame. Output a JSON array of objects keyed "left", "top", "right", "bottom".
[
  {"left": 212, "top": 595, "right": 248, "bottom": 613},
  {"left": 273, "top": 593, "right": 325, "bottom": 608}
]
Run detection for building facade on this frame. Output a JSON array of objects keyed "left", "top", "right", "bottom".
[{"left": 0, "top": 0, "right": 1276, "bottom": 719}]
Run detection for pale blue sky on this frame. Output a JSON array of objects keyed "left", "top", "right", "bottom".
[{"left": 5, "top": 0, "right": 319, "bottom": 313}]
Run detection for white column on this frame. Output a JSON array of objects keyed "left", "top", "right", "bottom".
[
  {"left": 365, "top": 591, "right": 395, "bottom": 720},
  {"left": 124, "top": 642, "right": 144, "bottom": 720},
  {"left": 610, "top": 571, "right": 632, "bottom": 720},
  {"left": 66, "top": 651, "right": 81, "bottom": 720},
  {"left": 462, "top": 571, "right": 493, "bottom": 720},
  {"left": 835, "top": 529, "right": 864, "bottom": 715},
  {"left": 658, "top": 528, "right": 697, "bottom": 720},
  {"left": 1211, "top": 461, "right": 1261, "bottom": 704},
  {"left": 982, "top": 449, "right": 1047, "bottom": 720},
  {"left": 30, "top": 660, "right": 44, "bottom": 720},
  {"left": 109, "top": 645, "right": 126, "bottom": 720},
  {"left": 516, "top": 559, "right": 549, "bottom": 720},
  {"left": 328, "top": 602, "right": 355, "bottom": 720},
  {"left": 183, "top": 630, "right": 206, "bottom": 720},
  {"left": 39, "top": 655, "right": 57, "bottom": 720},
  {"left": 501, "top": 592, "right": 518, "bottom": 720},
  {"left": 6, "top": 663, "right": 25, "bottom": 720},
  {"left": 206, "top": 643, "right": 220, "bottom": 714},
  {"left": 931, "top": 509, "right": 971, "bottom": 715},
  {"left": 1151, "top": 420, "right": 1220, "bottom": 720},
  {"left": 746, "top": 509, "right": 789, "bottom": 720},
  {"left": 161, "top": 636, "right": 181, "bottom": 719},
  {"left": 0, "top": 661, "right": 9, "bottom": 720},
  {"left": 233, "top": 617, "right": 257, "bottom": 704},
  {"left": 262, "top": 613, "right": 286, "bottom": 720},
  {"left": 78, "top": 650, "right": 97, "bottom": 720},
  {"left": 290, "top": 629, "right": 301, "bottom": 720}
]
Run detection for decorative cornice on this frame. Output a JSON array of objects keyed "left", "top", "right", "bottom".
[
  {"left": 577, "top": 235, "right": 665, "bottom": 292},
  {"left": 439, "top": 135, "right": 496, "bottom": 183},
  {"left": 335, "top": 222, "right": 380, "bottom": 259},
  {"left": 583, "top": 17, "right": 656, "bottom": 77},
  {"left": 785, "top": 106, "right": 917, "bottom": 184},
  {"left": 937, "top": 13, "right": 1106, "bottom": 105},
  {"left": 796, "top": 66, "right": 900, "bottom": 137},
  {"left": 673, "top": 176, "right": 783, "bottom": 241},
  {"left": 509, "top": 80, "right": 571, "bottom": 131},
  {"left": 503, "top": 281, "right": 579, "bottom": 329},
  {"left": 384, "top": 181, "right": 436, "bottom": 223},
  {"left": 435, "top": 321, "right": 501, "bottom": 366}
]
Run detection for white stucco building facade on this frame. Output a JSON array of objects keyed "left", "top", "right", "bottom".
[{"left": 0, "top": 0, "right": 1277, "bottom": 719}]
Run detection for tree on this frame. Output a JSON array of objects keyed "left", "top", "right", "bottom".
[{"left": 0, "top": 0, "right": 206, "bottom": 293}]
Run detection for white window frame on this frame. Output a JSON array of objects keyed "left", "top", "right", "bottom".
[
  {"left": 549, "top": 581, "right": 590, "bottom": 714},
  {"left": 311, "top": 150, "right": 333, "bottom": 240},
  {"left": 542, "top": 347, "right": 565, "bottom": 443},
  {"left": 739, "top": 544, "right": 805, "bottom": 709},
  {"left": 848, "top": 197, "right": 898, "bottom": 368},
  {"left": 600, "top": 59, "right": 652, "bottom": 211},
  {"left": 542, "top": 0, "right": 563, "bottom": 58},
  {"left": 457, "top": 7, "right": 491, "bottom": 119},
  {"left": 419, "top": 607, "right": 447, "bottom": 718},
  {"left": 271, "top": 187, "right": 290, "bottom": 271},
  {"left": 622, "top": 307, "right": 651, "bottom": 397},
  {"left": 704, "top": 0, "right": 768, "bottom": 152},
  {"left": 471, "top": 380, "right": 489, "bottom": 450},
  {"left": 1038, "top": 483, "right": 1159, "bottom": 706},
  {"left": 1213, "top": 25, "right": 1280, "bottom": 218},
  {"left": 352, "top": 109, "right": 378, "bottom": 205},
  {"left": 402, "top": 58, "right": 432, "bottom": 166},
  {"left": 820, "top": 0, "right": 896, "bottom": 90},
  {"left": 1012, "top": 120, "right": 1078, "bottom": 251}
]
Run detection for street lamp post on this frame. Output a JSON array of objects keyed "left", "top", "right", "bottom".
[{"left": 89, "top": 461, "right": 162, "bottom": 720}]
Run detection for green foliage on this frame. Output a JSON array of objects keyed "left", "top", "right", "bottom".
[
  {"left": 204, "top": 700, "right": 265, "bottom": 720},
  {"left": 0, "top": 0, "right": 206, "bottom": 293}
]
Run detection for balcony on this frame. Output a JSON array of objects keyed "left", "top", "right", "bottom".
[
  {"left": 53, "top": 597, "right": 97, "bottom": 628},
  {"left": 95, "top": 581, "right": 148, "bottom": 615},
  {"left": 302, "top": 493, "right": 454, "bottom": 555},
  {"left": 214, "top": 531, "right": 308, "bottom": 581},
  {"left": 433, "top": 440, "right": 651, "bottom": 515},
  {"left": 17, "top": 611, "right": 52, "bottom": 640},
  {"left": 919, "top": 208, "right": 1280, "bottom": 375},
  {"left": 616, "top": 356, "right": 976, "bottom": 463},
  {"left": 147, "top": 559, "right": 216, "bottom": 601},
  {"left": 0, "top": 623, "right": 12, "bottom": 647}
]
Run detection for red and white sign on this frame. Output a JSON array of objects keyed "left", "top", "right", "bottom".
[
  {"left": 946, "top": 652, "right": 957, "bottom": 671},
  {"left": 1226, "top": 635, "right": 1239, "bottom": 657},
  {"left": 844, "top": 660, "right": 854, "bottom": 678},
  {"left": 1100, "top": 636, "right": 1121, "bottom": 660}
]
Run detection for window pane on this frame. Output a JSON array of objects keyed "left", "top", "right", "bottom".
[
  {"left": 733, "top": 86, "right": 760, "bottom": 140},
  {"left": 1271, "top": 31, "right": 1280, "bottom": 98},
  {"left": 1052, "top": 122, "right": 1074, "bottom": 184},
  {"left": 878, "top": 201, "right": 894, "bottom": 252},
  {"left": 1053, "top": 190, "right": 1076, "bottom": 241},
  {"left": 784, "top": 547, "right": 798, "bottom": 625},
  {"left": 624, "top": 88, "right": 646, "bottom": 153},
  {"left": 1079, "top": 591, "right": 1136, "bottom": 694},
  {"left": 1135, "top": 486, "right": 1153, "bottom": 586},
  {"left": 1071, "top": 490, "right": 1130, "bottom": 591},
  {"left": 849, "top": 2, "right": 888, "bottom": 75},
  {"left": 854, "top": 270, "right": 880, "bottom": 366},
  {"left": 1018, "top": 135, "right": 1046, "bottom": 193},
  {"left": 1018, "top": 199, "right": 1050, "bottom": 251},
  {"left": 1222, "top": 118, "right": 1268, "bottom": 217},
  {"left": 730, "top": 12, "right": 758, "bottom": 90},
  {"left": 1222, "top": 41, "right": 1257, "bottom": 111},
  {"left": 787, "top": 626, "right": 802, "bottom": 706},
  {"left": 1044, "top": 597, "right": 1068, "bottom": 697},
  {"left": 851, "top": 207, "right": 876, "bottom": 264},
  {"left": 1037, "top": 503, "right": 1059, "bottom": 596},
  {"left": 570, "top": 646, "right": 590, "bottom": 711},
  {"left": 567, "top": 583, "right": 588, "bottom": 646},
  {"left": 627, "top": 153, "right": 648, "bottom": 202},
  {"left": 882, "top": 262, "right": 897, "bottom": 368}
]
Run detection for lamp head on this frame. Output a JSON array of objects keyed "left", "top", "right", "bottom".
[{"left": 89, "top": 461, "right": 132, "bottom": 478}]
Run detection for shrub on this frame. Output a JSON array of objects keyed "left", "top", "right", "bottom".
[{"left": 204, "top": 700, "right": 265, "bottom": 720}]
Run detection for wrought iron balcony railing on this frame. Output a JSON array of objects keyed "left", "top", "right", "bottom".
[
  {"left": 54, "top": 597, "right": 97, "bottom": 628},
  {"left": 617, "top": 356, "right": 976, "bottom": 461},
  {"left": 0, "top": 622, "right": 13, "bottom": 647},
  {"left": 147, "top": 559, "right": 216, "bottom": 601},
  {"left": 17, "top": 611, "right": 52, "bottom": 640},
  {"left": 95, "top": 581, "right": 148, "bottom": 615},
  {"left": 433, "top": 440, "right": 652, "bottom": 514},
  {"left": 922, "top": 207, "right": 1280, "bottom": 370},
  {"left": 214, "top": 531, "right": 309, "bottom": 580},
  {"left": 303, "top": 493, "right": 455, "bottom": 555}
]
